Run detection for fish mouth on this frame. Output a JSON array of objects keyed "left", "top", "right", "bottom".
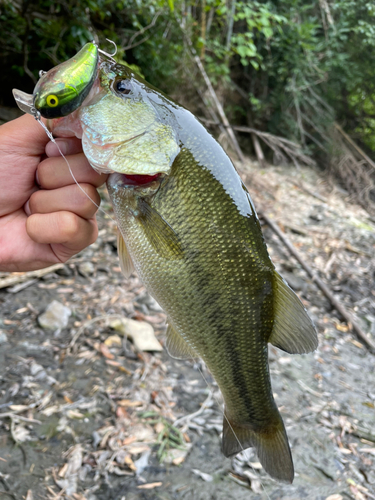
[
  {"left": 119, "top": 173, "right": 162, "bottom": 186},
  {"left": 107, "top": 172, "right": 164, "bottom": 191}
]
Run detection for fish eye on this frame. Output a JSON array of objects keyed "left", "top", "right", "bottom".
[
  {"left": 115, "top": 79, "right": 132, "bottom": 95},
  {"left": 46, "top": 94, "right": 59, "bottom": 107}
]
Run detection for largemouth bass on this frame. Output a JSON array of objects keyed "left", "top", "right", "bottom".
[{"left": 13, "top": 42, "right": 318, "bottom": 483}]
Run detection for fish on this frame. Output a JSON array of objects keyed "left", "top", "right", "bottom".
[{"left": 13, "top": 42, "right": 318, "bottom": 483}]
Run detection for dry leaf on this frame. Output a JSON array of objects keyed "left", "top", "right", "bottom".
[
  {"left": 66, "top": 410, "right": 84, "bottom": 419},
  {"left": 192, "top": 469, "right": 213, "bottom": 482},
  {"left": 104, "top": 334, "right": 122, "bottom": 347},
  {"left": 100, "top": 344, "right": 115, "bottom": 359},
  {"left": 124, "top": 455, "right": 137, "bottom": 471},
  {"left": 118, "top": 400, "right": 143, "bottom": 407},
  {"left": 25, "top": 490, "right": 33, "bottom": 500},
  {"left": 137, "top": 482, "right": 162, "bottom": 489},
  {"left": 110, "top": 318, "right": 162, "bottom": 352}
]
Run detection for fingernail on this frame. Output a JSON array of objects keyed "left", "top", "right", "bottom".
[{"left": 24, "top": 200, "right": 31, "bottom": 216}]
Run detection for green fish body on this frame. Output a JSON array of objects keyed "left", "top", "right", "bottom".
[
  {"left": 13, "top": 47, "right": 318, "bottom": 483},
  {"left": 106, "top": 88, "right": 317, "bottom": 483}
]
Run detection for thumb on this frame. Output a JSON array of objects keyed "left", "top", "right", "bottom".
[{"left": 0, "top": 114, "right": 50, "bottom": 157}]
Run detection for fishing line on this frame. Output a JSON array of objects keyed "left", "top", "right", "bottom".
[
  {"left": 34, "top": 116, "right": 116, "bottom": 223},
  {"left": 196, "top": 364, "right": 272, "bottom": 500}
]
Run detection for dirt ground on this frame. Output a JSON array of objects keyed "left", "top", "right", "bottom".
[{"left": 0, "top": 153, "right": 375, "bottom": 500}]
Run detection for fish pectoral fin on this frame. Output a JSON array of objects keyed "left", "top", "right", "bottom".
[
  {"left": 165, "top": 323, "right": 198, "bottom": 360},
  {"left": 117, "top": 229, "right": 135, "bottom": 278},
  {"left": 269, "top": 271, "right": 318, "bottom": 354},
  {"left": 137, "top": 198, "right": 184, "bottom": 260},
  {"left": 222, "top": 412, "right": 294, "bottom": 484}
]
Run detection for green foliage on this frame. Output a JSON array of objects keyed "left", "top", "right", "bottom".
[{"left": 0, "top": 0, "right": 374, "bottom": 158}]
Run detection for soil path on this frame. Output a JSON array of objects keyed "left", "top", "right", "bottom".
[{"left": 1, "top": 159, "right": 374, "bottom": 500}]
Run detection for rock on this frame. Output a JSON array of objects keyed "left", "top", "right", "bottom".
[
  {"left": 30, "top": 362, "right": 45, "bottom": 376},
  {"left": 38, "top": 300, "right": 71, "bottom": 332},
  {"left": 110, "top": 318, "right": 162, "bottom": 352},
  {"left": 78, "top": 261, "right": 95, "bottom": 277},
  {"left": 0, "top": 330, "right": 8, "bottom": 344}
]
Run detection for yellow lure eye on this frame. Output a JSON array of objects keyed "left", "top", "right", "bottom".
[{"left": 46, "top": 94, "right": 59, "bottom": 107}]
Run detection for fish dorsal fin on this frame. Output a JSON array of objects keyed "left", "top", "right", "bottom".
[
  {"left": 269, "top": 271, "right": 318, "bottom": 354},
  {"left": 137, "top": 198, "right": 184, "bottom": 260},
  {"left": 165, "top": 323, "right": 197, "bottom": 360},
  {"left": 117, "top": 229, "right": 135, "bottom": 278}
]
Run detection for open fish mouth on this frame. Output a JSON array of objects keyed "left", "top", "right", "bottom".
[{"left": 114, "top": 172, "right": 162, "bottom": 186}]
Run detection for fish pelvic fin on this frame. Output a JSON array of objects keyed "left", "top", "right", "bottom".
[
  {"left": 222, "top": 412, "right": 294, "bottom": 484},
  {"left": 165, "top": 323, "right": 198, "bottom": 360},
  {"left": 137, "top": 198, "right": 184, "bottom": 260},
  {"left": 117, "top": 229, "right": 135, "bottom": 278},
  {"left": 269, "top": 271, "right": 318, "bottom": 354}
]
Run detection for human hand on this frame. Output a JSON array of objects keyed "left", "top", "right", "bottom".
[{"left": 0, "top": 114, "right": 108, "bottom": 272}]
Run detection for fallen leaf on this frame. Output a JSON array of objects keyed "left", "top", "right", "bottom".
[
  {"left": 118, "top": 399, "right": 143, "bottom": 407},
  {"left": 137, "top": 482, "right": 162, "bottom": 489},
  {"left": 192, "top": 469, "right": 213, "bottom": 482},
  {"left": 360, "top": 447, "right": 375, "bottom": 455},
  {"left": 128, "top": 445, "right": 150, "bottom": 455},
  {"left": 100, "top": 343, "right": 115, "bottom": 359},
  {"left": 110, "top": 318, "right": 162, "bottom": 352},
  {"left": 66, "top": 410, "right": 85, "bottom": 419},
  {"left": 116, "top": 407, "right": 129, "bottom": 419},
  {"left": 104, "top": 334, "right": 122, "bottom": 347},
  {"left": 336, "top": 323, "right": 349, "bottom": 332},
  {"left": 124, "top": 455, "right": 137, "bottom": 471}
]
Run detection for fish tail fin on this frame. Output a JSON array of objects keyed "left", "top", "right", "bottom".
[{"left": 222, "top": 412, "right": 294, "bottom": 483}]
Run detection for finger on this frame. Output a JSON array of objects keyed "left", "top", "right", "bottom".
[
  {"left": 26, "top": 211, "right": 98, "bottom": 250},
  {"left": 37, "top": 153, "right": 108, "bottom": 189},
  {"left": 28, "top": 184, "right": 101, "bottom": 219},
  {"left": 0, "top": 115, "right": 49, "bottom": 157},
  {"left": 45, "top": 137, "right": 83, "bottom": 157}
]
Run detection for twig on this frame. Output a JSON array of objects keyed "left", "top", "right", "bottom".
[
  {"left": 199, "top": 117, "right": 315, "bottom": 167},
  {"left": 67, "top": 314, "right": 125, "bottom": 351},
  {"left": 334, "top": 123, "right": 375, "bottom": 172},
  {"left": 123, "top": 11, "right": 162, "bottom": 51},
  {"left": 288, "top": 180, "right": 328, "bottom": 203},
  {"left": 173, "top": 392, "right": 213, "bottom": 427},
  {"left": 182, "top": 34, "right": 245, "bottom": 162},
  {"left": 0, "top": 264, "right": 65, "bottom": 290},
  {"left": 0, "top": 413, "right": 41, "bottom": 424},
  {"left": 0, "top": 491, "right": 16, "bottom": 499},
  {"left": 260, "top": 212, "right": 375, "bottom": 353}
]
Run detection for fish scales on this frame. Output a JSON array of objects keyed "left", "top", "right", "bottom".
[
  {"left": 13, "top": 42, "right": 318, "bottom": 483},
  {"left": 109, "top": 136, "right": 278, "bottom": 425}
]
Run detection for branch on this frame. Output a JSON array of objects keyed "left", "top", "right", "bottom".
[
  {"left": 260, "top": 212, "right": 375, "bottom": 353},
  {"left": 181, "top": 32, "right": 245, "bottom": 162}
]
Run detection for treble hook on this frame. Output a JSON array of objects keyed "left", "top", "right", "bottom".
[{"left": 94, "top": 38, "right": 118, "bottom": 64}]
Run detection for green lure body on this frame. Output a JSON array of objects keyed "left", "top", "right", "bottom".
[{"left": 33, "top": 42, "right": 98, "bottom": 118}]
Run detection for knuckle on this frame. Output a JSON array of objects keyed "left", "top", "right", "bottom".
[
  {"left": 79, "top": 185, "right": 100, "bottom": 214},
  {"left": 59, "top": 211, "right": 80, "bottom": 240}
]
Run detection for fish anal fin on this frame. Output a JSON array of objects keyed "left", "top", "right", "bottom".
[
  {"left": 222, "top": 413, "right": 294, "bottom": 484},
  {"left": 137, "top": 198, "right": 184, "bottom": 260},
  {"left": 166, "top": 323, "right": 197, "bottom": 360},
  {"left": 269, "top": 271, "right": 318, "bottom": 354},
  {"left": 117, "top": 229, "right": 135, "bottom": 278}
]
